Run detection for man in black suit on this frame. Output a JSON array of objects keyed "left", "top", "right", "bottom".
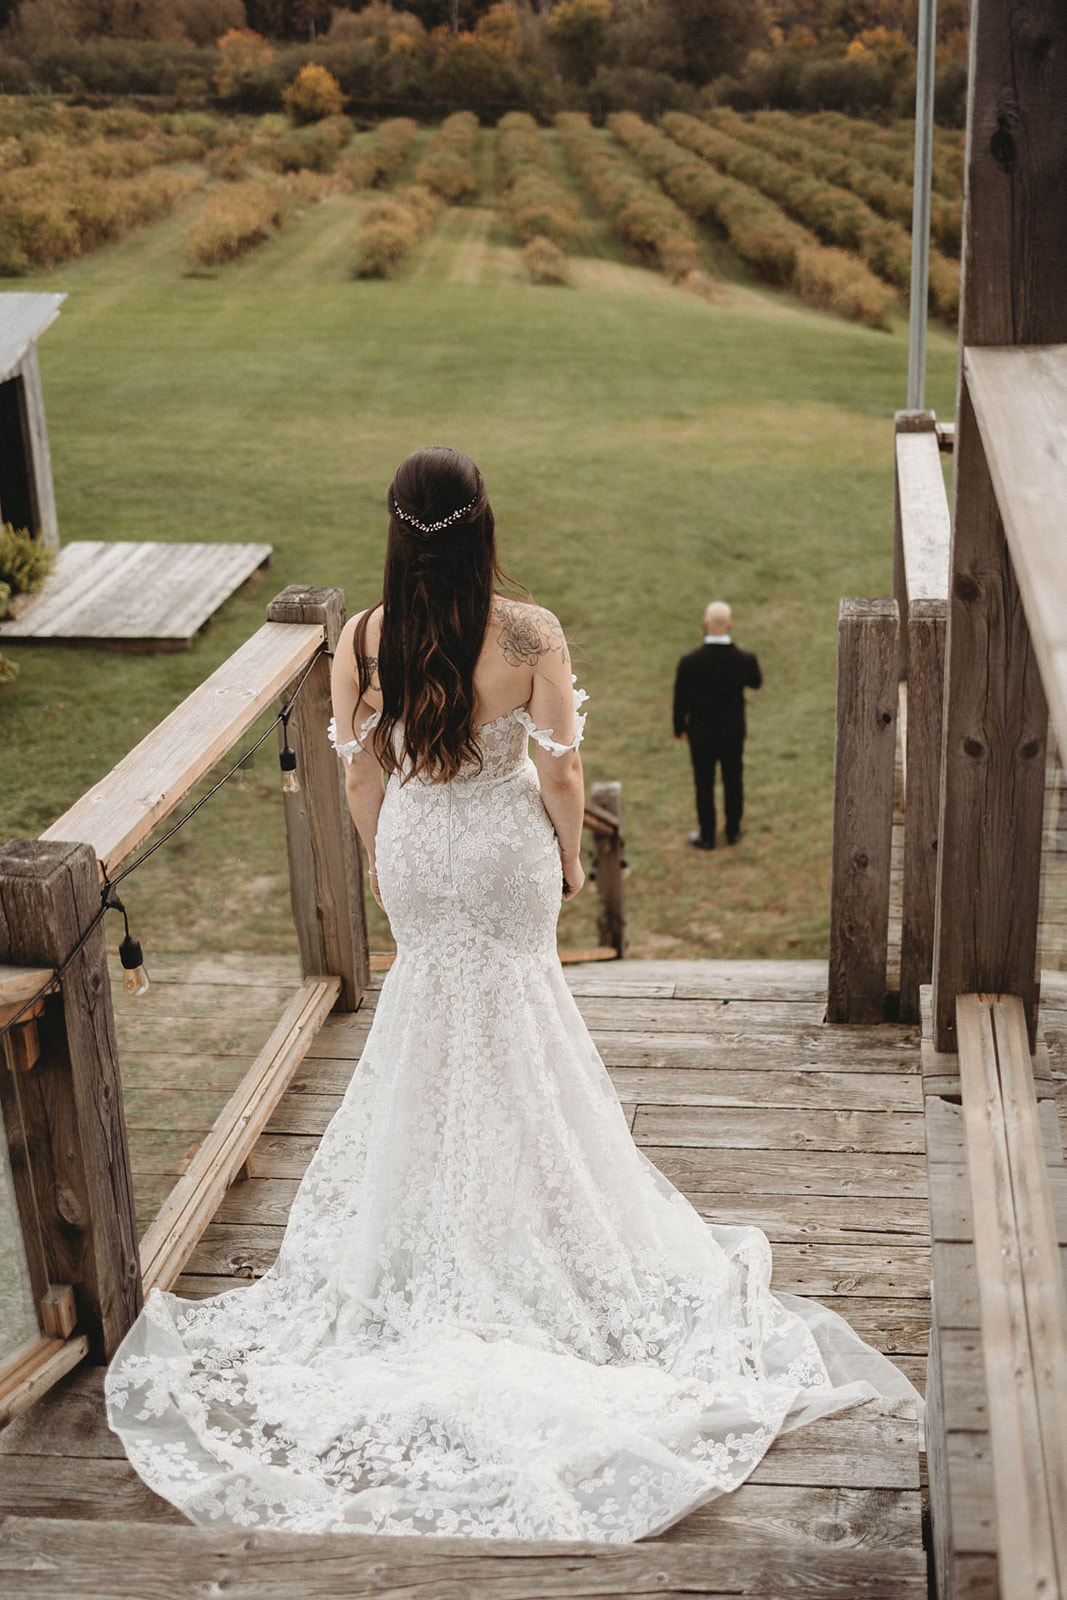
[{"left": 673, "top": 600, "right": 762, "bottom": 849}]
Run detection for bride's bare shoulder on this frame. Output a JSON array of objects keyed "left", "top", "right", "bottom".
[{"left": 490, "top": 597, "right": 568, "bottom": 668}]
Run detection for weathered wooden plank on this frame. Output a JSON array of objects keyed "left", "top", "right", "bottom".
[
  {"left": 967, "top": 343, "right": 1067, "bottom": 756},
  {"left": 943, "top": 1431, "right": 998, "bottom": 1555},
  {"left": 0, "top": 963, "right": 54, "bottom": 1010},
  {"left": 828, "top": 598, "right": 899, "bottom": 1024},
  {"left": 899, "top": 598, "right": 946, "bottom": 1024},
  {"left": 926, "top": 1090, "right": 1063, "bottom": 1166},
  {"left": 267, "top": 586, "right": 369, "bottom": 1011},
  {"left": 933, "top": 1236, "right": 1067, "bottom": 1330},
  {"left": 0, "top": 840, "right": 141, "bottom": 1362},
  {"left": 937, "top": 1329, "right": 988, "bottom": 1433},
  {"left": 656, "top": 1482, "right": 922, "bottom": 1549},
  {"left": 896, "top": 420, "right": 951, "bottom": 606},
  {"left": 632, "top": 1105, "right": 923, "bottom": 1154},
  {"left": 40, "top": 620, "right": 323, "bottom": 875},
  {"left": 0, "top": 541, "right": 273, "bottom": 647},
  {"left": 0, "top": 1515, "right": 927, "bottom": 1597},
  {"left": 689, "top": 1194, "right": 931, "bottom": 1246},
  {"left": 0, "top": 1455, "right": 184, "bottom": 1524},
  {"left": 990, "top": 995, "right": 1067, "bottom": 1588},
  {"left": 0, "top": 1336, "right": 88, "bottom": 1430},
  {"left": 140, "top": 977, "right": 340, "bottom": 1294}
]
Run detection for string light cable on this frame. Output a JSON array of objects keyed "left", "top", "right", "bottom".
[{"left": 0, "top": 642, "right": 329, "bottom": 1041}]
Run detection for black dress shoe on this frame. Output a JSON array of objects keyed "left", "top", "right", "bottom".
[
  {"left": 726, "top": 829, "right": 744, "bottom": 845},
  {"left": 687, "top": 831, "right": 715, "bottom": 850}
]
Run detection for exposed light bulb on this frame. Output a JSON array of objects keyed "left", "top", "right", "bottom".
[
  {"left": 279, "top": 743, "right": 300, "bottom": 794},
  {"left": 119, "top": 933, "right": 150, "bottom": 998}
]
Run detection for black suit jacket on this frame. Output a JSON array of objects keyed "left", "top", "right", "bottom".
[{"left": 673, "top": 642, "right": 762, "bottom": 743}]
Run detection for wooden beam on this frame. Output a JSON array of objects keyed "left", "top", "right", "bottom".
[
  {"left": 40, "top": 620, "right": 323, "bottom": 877},
  {"left": 140, "top": 975, "right": 339, "bottom": 1294},
  {"left": 899, "top": 598, "right": 947, "bottom": 1023},
  {"left": 588, "top": 779, "right": 624, "bottom": 958},
  {"left": 15, "top": 343, "right": 59, "bottom": 553},
  {"left": 828, "top": 598, "right": 899, "bottom": 1023},
  {"left": 0, "top": 839, "right": 141, "bottom": 1361},
  {"left": 893, "top": 411, "right": 950, "bottom": 667},
  {"left": 966, "top": 343, "right": 1067, "bottom": 757},
  {"left": 0, "top": 962, "right": 53, "bottom": 1008},
  {"left": 957, "top": 994, "right": 1067, "bottom": 1600},
  {"left": 0, "top": 1336, "right": 89, "bottom": 1429},
  {"left": 932, "top": 0, "right": 1067, "bottom": 1052},
  {"left": 266, "top": 587, "right": 368, "bottom": 1011}
]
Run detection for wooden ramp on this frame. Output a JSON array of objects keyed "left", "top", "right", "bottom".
[
  {"left": 0, "top": 957, "right": 929, "bottom": 1597},
  {"left": 0, "top": 540, "right": 272, "bottom": 651}
]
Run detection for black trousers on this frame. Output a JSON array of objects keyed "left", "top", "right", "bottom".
[{"left": 688, "top": 735, "right": 743, "bottom": 843}]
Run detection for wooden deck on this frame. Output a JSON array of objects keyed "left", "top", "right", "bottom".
[
  {"left": 0, "top": 955, "right": 933, "bottom": 1596},
  {"left": 0, "top": 540, "right": 272, "bottom": 651}
]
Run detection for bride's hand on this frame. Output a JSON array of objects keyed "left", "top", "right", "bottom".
[
  {"left": 368, "top": 862, "right": 385, "bottom": 912},
  {"left": 560, "top": 851, "right": 584, "bottom": 900}
]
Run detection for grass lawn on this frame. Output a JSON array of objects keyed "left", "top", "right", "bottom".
[{"left": 0, "top": 134, "right": 959, "bottom": 965}]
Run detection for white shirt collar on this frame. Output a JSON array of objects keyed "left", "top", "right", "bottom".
[{"left": 703, "top": 634, "right": 732, "bottom": 644}]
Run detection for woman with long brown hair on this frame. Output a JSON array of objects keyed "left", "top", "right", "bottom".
[{"left": 107, "top": 447, "right": 918, "bottom": 1542}]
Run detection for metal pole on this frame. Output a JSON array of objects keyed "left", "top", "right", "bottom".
[{"left": 907, "top": 0, "right": 937, "bottom": 409}]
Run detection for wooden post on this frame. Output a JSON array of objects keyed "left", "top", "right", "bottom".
[
  {"left": 0, "top": 839, "right": 141, "bottom": 1361},
  {"left": 931, "top": 0, "right": 1067, "bottom": 1052},
  {"left": 827, "top": 599, "right": 899, "bottom": 1024},
  {"left": 892, "top": 409, "right": 938, "bottom": 682},
  {"left": 590, "top": 781, "right": 625, "bottom": 959},
  {"left": 899, "top": 598, "right": 947, "bottom": 1023},
  {"left": 266, "top": 586, "right": 369, "bottom": 1011}
]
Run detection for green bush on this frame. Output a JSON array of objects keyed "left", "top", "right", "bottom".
[
  {"left": 496, "top": 113, "right": 584, "bottom": 251},
  {"left": 665, "top": 111, "right": 957, "bottom": 320},
  {"left": 522, "top": 234, "right": 571, "bottom": 284},
  {"left": 610, "top": 111, "right": 892, "bottom": 326},
  {"left": 557, "top": 111, "right": 700, "bottom": 283},
  {"left": 353, "top": 181, "right": 441, "bottom": 277},
  {"left": 414, "top": 111, "right": 479, "bottom": 204},
  {"left": 0, "top": 524, "right": 54, "bottom": 597}
]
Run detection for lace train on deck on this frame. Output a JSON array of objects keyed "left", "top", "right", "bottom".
[{"left": 105, "top": 700, "right": 919, "bottom": 1541}]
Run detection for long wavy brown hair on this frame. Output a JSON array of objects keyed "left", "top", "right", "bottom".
[{"left": 352, "top": 446, "right": 516, "bottom": 784}]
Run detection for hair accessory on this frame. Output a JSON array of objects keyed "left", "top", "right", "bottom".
[{"left": 390, "top": 492, "right": 477, "bottom": 534}]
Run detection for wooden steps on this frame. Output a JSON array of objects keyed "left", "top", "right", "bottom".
[{"left": 0, "top": 955, "right": 931, "bottom": 1596}]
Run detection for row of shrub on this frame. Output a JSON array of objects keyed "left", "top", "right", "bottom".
[
  {"left": 792, "top": 110, "right": 964, "bottom": 201},
  {"left": 495, "top": 110, "right": 579, "bottom": 283},
  {"left": 712, "top": 40, "right": 969, "bottom": 129},
  {"left": 339, "top": 116, "right": 417, "bottom": 190},
  {"left": 555, "top": 110, "right": 700, "bottom": 285},
  {"left": 353, "top": 182, "right": 441, "bottom": 278},
  {"left": 723, "top": 109, "right": 962, "bottom": 258},
  {"left": 0, "top": 161, "right": 200, "bottom": 272},
  {"left": 607, "top": 111, "right": 892, "bottom": 330},
  {"left": 663, "top": 112, "right": 959, "bottom": 319},
  {"left": 414, "top": 109, "right": 479, "bottom": 203},
  {"left": 183, "top": 171, "right": 332, "bottom": 266}
]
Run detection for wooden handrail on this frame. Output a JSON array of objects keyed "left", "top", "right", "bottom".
[
  {"left": 41, "top": 619, "right": 324, "bottom": 877},
  {"left": 965, "top": 343, "right": 1067, "bottom": 758},
  {"left": 0, "top": 1334, "right": 89, "bottom": 1430},
  {"left": 956, "top": 994, "right": 1067, "bottom": 1599},
  {"left": 896, "top": 418, "right": 951, "bottom": 607}
]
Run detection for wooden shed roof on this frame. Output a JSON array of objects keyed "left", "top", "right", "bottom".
[{"left": 0, "top": 291, "right": 65, "bottom": 383}]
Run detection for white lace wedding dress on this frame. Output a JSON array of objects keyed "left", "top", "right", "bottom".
[{"left": 105, "top": 692, "right": 918, "bottom": 1541}]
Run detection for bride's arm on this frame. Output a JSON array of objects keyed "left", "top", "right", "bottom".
[
  {"left": 331, "top": 614, "right": 387, "bottom": 909},
  {"left": 525, "top": 612, "right": 586, "bottom": 900}
]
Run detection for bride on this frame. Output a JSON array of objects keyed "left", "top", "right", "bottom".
[{"left": 106, "top": 445, "right": 918, "bottom": 1541}]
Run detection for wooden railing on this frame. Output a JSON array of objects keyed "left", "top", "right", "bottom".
[
  {"left": 0, "top": 585, "right": 369, "bottom": 1425},
  {"left": 828, "top": 409, "right": 952, "bottom": 1024}
]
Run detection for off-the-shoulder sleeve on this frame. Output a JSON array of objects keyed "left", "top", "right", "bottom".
[
  {"left": 327, "top": 709, "right": 381, "bottom": 764},
  {"left": 514, "top": 680, "right": 588, "bottom": 757}
]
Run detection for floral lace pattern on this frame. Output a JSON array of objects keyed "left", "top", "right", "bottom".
[{"left": 105, "top": 704, "right": 919, "bottom": 1541}]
